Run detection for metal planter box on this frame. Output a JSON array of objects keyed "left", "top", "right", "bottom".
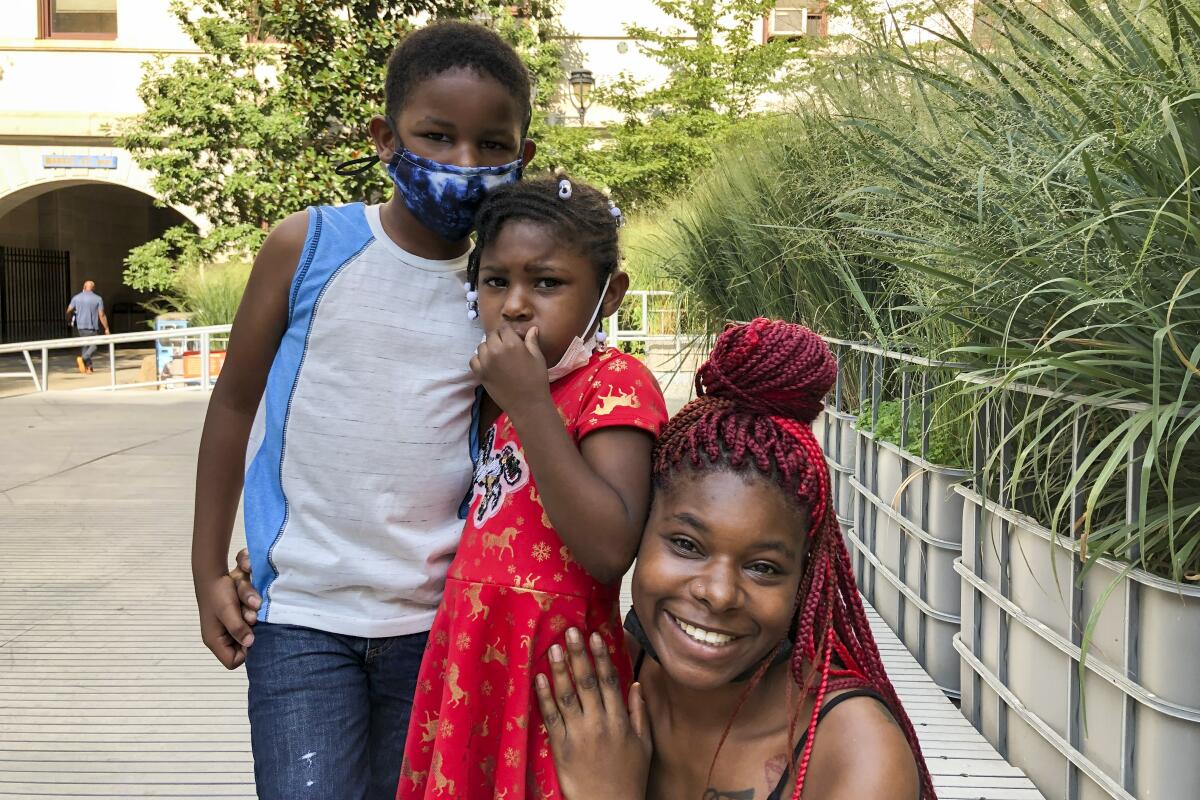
[
  {"left": 846, "top": 425, "right": 970, "bottom": 695},
  {"left": 956, "top": 487, "right": 1200, "bottom": 800},
  {"left": 817, "top": 408, "right": 858, "bottom": 518}
]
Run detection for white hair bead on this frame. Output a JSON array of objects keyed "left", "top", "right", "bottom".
[{"left": 558, "top": 179, "right": 573, "bottom": 199}]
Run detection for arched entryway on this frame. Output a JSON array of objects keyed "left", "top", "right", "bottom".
[{"left": 0, "top": 180, "right": 196, "bottom": 342}]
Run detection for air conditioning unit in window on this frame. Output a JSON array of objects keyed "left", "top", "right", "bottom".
[{"left": 768, "top": 6, "right": 809, "bottom": 38}]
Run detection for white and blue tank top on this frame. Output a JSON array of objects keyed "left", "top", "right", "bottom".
[{"left": 243, "top": 203, "right": 480, "bottom": 637}]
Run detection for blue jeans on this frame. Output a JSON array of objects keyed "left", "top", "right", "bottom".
[
  {"left": 245, "top": 622, "right": 429, "bottom": 800},
  {"left": 76, "top": 327, "right": 99, "bottom": 365}
]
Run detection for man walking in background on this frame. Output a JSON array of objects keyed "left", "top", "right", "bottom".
[{"left": 67, "top": 281, "right": 109, "bottom": 374}]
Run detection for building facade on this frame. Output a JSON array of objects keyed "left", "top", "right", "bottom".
[{"left": 0, "top": 1, "right": 205, "bottom": 340}]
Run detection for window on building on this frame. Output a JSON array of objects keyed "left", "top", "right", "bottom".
[
  {"left": 38, "top": 0, "right": 118, "bottom": 39},
  {"left": 766, "top": 2, "right": 829, "bottom": 41}
]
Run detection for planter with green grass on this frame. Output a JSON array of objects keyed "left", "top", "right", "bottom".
[{"left": 847, "top": 399, "right": 971, "bottom": 695}]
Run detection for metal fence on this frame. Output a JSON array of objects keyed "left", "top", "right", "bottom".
[
  {"left": 0, "top": 291, "right": 677, "bottom": 394},
  {"left": 818, "top": 337, "right": 1200, "bottom": 800},
  {"left": 0, "top": 247, "right": 72, "bottom": 343},
  {"left": 0, "top": 325, "right": 231, "bottom": 392}
]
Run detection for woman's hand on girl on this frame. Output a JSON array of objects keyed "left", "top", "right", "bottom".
[
  {"left": 535, "top": 628, "right": 652, "bottom": 800},
  {"left": 471, "top": 326, "right": 551, "bottom": 414}
]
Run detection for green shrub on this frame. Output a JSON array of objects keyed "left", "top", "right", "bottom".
[
  {"left": 145, "top": 261, "right": 251, "bottom": 328},
  {"left": 855, "top": 399, "right": 969, "bottom": 470}
]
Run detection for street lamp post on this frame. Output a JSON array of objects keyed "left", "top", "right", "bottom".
[{"left": 568, "top": 69, "right": 595, "bottom": 126}]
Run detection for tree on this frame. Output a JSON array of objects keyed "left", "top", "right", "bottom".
[
  {"left": 536, "top": 0, "right": 845, "bottom": 210},
  {"left": 119, "top": 0, "right": 567, "bottom": 292}
]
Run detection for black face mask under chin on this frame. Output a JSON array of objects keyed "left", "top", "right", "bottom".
[{"left": 623, "top": 608, "right": 795, "bottom": 683}]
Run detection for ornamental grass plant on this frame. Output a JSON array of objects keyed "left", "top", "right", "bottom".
[{"left": 648, "top": 0, "right": 1200, "bottom": 582}]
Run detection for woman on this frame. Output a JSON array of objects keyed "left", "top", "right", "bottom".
[{"left": 535, "top": 319, "right": 934, "bottom": 800}]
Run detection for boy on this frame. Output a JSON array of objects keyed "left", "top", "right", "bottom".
[{"left": 191, "top": 21, "right": 536, "bottom": 799}]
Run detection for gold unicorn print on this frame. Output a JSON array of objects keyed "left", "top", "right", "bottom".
[
  {"left": 430, "top": 752, "right": 455, "bottom": 797},
  {"left": 481, "top": 527, "right": 520, "bottom": 559},
  {"left": 514, "top": 573, "right": 541, "bottom": 591},
  {"left": 482, "top": 638, "right": 508, "bottom": 667},
  {"left": 593, "top": 387, "right": 641, "bottom": 416},
  {"left": 463, "top": 583, "right": 489, "bottom": 621},
  {"left": 528, "top": 486, "right": 552, "bottom": 529},
  {"left": 560, "top": 545, "right": 577, "bottom": 571},
  {"left": 446, "top": 663, "right": 469, "bottom": 708},
  {"left": 401, "top": 759, "right": 427, "bottom": 789},
  {"left": 417, "top": 711, "right": 440, "bottom": 743}
]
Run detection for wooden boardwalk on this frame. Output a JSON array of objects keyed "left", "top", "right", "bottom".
[
  {"left": 0, "top": 392, "right": 1043, "bottom": 798},
  {"left": 864, "top": 608, "right": 1044, "bottom": 800}
]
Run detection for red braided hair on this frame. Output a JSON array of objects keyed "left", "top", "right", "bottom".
[{"left": 653, "top": 319, "right": 935, "bottom": 800}]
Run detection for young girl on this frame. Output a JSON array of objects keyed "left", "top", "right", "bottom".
[
  {"left": 535, "top": 319, "right": 936, "bottom": 800},
  {"left": 397, "top": 177, "right": 668, "bottom": 800}
]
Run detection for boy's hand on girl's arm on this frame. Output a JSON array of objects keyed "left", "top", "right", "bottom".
[
  {"left": 470, "top": 326, "right": 551, "bottom": 415},
  {"left": 231, "top": 548, "right": 261, "bottom": 626},
  {"left": 536, "top": 628, "right": 652, "bottom": 800}
]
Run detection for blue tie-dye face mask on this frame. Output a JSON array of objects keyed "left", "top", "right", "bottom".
[{"left": 385, "top": 144, "right": 523, "bottom": 242}]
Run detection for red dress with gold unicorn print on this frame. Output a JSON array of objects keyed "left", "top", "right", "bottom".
[{"left": 397, "top": 349, "right": 667, "bottom": 800}]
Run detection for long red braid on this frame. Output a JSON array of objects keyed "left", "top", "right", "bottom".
[{"left": 653, "top": 319, "right": 936, "bottom": 800}]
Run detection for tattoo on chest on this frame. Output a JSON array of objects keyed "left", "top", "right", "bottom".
[
  {"left": 702, "top": 789, "right": 755, "bottom": 800},
  {"left": 763, "top": 753, "right": 789, "bottom": 787}
]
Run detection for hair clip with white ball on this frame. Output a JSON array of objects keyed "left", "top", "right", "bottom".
[
  {"left": 558, "top": 179, "right": 573, "bottom": 200},
  {"left": 464, "top": 281, "right": 479, "bottom": 320},
  {"left": 609, "top": 205, "right": 625, "bottom": 228}
]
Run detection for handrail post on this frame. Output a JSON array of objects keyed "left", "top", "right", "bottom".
[
  {"left": 200, "top": 331, "right": 211, "bottom": 389},
  {"left": 22, "top": 349, "right": 41, "bottom": 392},
  {"left": 108, "top": 342, "right": 116, "bottom": 390},
  {"left": 41, "top": 347, "right": 48, "bottom": 392}
]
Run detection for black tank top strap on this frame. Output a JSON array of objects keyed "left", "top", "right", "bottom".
[{"left": 765, "top": 687, "right": 890, "bottom": 800}]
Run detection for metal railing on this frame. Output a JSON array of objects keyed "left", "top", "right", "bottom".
[
  {"left": 0, "top": 325, "right": 231, "bottom": 393},
  {"left": 605, "top": 290, "right": 680, "bottom": 348},
  {"left": 0, "top": 291, "right": 686, "bottom": 394}
]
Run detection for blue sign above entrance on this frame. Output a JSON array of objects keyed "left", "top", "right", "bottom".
[{"left": 42, "top": 154, "right": 119, "bottom": 170}]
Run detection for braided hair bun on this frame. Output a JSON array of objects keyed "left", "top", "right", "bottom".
[{"left": 695, "top": 319, "right": 836, "bottom": 425}]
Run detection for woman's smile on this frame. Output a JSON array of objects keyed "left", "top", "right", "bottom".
[{"left": 664, "top": 609, "right": 744, "bottom": 650}]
